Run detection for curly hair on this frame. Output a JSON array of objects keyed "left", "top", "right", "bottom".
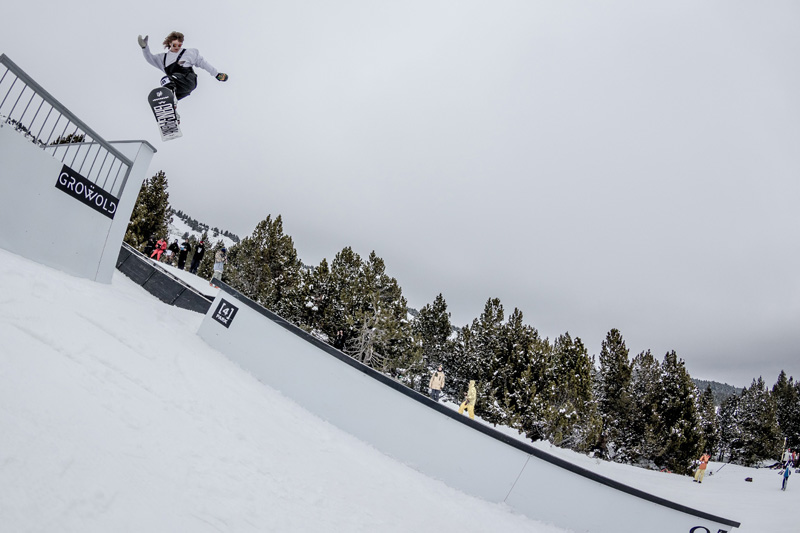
[{"left": 162, "top": 31, "right": 185, "bottom": 49}]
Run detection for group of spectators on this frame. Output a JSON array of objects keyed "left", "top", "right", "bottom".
[{"left": 143, "top": 236, "right": 206, "bottom": 275}]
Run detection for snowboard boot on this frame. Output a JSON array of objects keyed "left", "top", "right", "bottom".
[{"left": 160, "top": 75, "right": 178, "bottom": 94}]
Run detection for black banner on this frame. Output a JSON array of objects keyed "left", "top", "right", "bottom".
[
  {"left": 55, "top": 165, "right": 119, "bottom": 219},
  {"left": 212, "top": 299, "right": 239, "bottom": 328}
]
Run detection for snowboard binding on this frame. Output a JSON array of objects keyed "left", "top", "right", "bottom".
[{"left": 159, "top": 76, "right": 179, "bottom": 99}]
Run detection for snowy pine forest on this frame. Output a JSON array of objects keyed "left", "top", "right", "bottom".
[{"left": 125, "top": 171, "right": 800, "bottom": 476}]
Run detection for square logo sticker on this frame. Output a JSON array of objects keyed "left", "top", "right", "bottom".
[{"left": 212, "top": 299, "right": 239, "bottom": 328}]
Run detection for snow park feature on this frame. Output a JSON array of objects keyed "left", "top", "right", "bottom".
[
  {"left": 198, "top": 280, "right": 741, "bottom": 533},
  {"left": 0, "top": 51, "right": 792, "bottom": 533},
  {"left": 0, "top": 54, "right": 155, "bottom": 282}
]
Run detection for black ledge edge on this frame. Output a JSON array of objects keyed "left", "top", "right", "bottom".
[
  {"left": 211, "top": 279, "right": 741, "bottom": 530},
  {"left": 116, "top": 243, "right": 213, "bottom": 314}
]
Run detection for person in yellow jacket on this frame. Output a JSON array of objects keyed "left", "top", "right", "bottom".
[
  {"left": 693, "top": 452, "right": 711, "bottom": 483},
  {"left": 458, "top": 380, "right": 477, "bottom": 420},
  {"left": 429, "top": 365, "right": 445, "bottom": 402}
]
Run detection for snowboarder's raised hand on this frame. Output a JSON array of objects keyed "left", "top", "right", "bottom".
[
  {"left": 216, "top": 73, "right": 229, "bottom": 82},
  {"left": 138, "top": 35, "right": 149, "bottom": 49}
]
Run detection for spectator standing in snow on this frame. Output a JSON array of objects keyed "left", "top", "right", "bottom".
[
  {"left": 210, "top": 247, "right": 227, "bottom": 287},
  {"left": 189, "top": 240, "right": 205, "bottom": 274},
  {"left": 151, "top": 238, "right": 167, "bottom": 261},
  {"left": 333, "top": 330, "right": 346, "bottom": 351},
  {"left": 177, "top": 240, "right": 191, "bottom": 270},
  {"left": 458, "top": 380, "right": 477, "bottom": 420},
  {"left": 143, "top": 235, "right": 156, "bottom": 257},
  {"left": 782, "top": 462, "right": 792, "bottom": 491},
  {"left": 166, "top": 239, "right": 179, "bottom": 264},
  {"left": 429, "top": 365, "right": 445, "bottom": 402},
  {"left": 693, "top": 452, "right": 711, "bottom": 483}
]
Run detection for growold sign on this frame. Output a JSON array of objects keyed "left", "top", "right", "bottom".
[{"left": 55, "top": 165, "right": 119, "bottom": 219}]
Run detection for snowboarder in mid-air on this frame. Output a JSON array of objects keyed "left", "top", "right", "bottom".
[
  {"left": 139, "top": 31, "right": 227, "bottom": 140},
  {"left": 138, "top": 31, "right": 228, "bottom": 101}
]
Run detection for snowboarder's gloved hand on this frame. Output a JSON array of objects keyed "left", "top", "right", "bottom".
[
  {"left": 138, "top": 35, "right": 149, "bottom": 49},
  {"left": 216, "top": 73, "right": 229, "bottom": 82}
]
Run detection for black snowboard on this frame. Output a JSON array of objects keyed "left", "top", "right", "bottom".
[{"left": 147, "top": 87, "right": 182, "bottom": 141}]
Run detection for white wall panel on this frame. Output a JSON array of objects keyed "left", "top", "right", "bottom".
[{"left": 197, "top": 283, "right": 740, "bottom": 533}]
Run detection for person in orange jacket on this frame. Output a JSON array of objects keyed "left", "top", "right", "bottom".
[{"left": 693, "top": 452, "right": 711, "bottom": 483}]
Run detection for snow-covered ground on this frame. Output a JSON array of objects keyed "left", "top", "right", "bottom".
[
  {"left": 0, "top": 246, "right": 796, "bottom": 532},
  {"left": 146, "top": 250, "right": 220, "bottom": 299}
]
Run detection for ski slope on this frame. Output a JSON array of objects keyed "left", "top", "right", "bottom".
[{"left": 0, "top": 246, "right": 795, "bottom": 532}]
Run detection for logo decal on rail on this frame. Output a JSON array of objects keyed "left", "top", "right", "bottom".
[{"left": 212, "top": 299, "right": 239, "bottom": 328}]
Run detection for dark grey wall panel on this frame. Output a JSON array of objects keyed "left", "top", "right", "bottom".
[{"left": 116, "top": 243, "right": 211, "bottom": 314}]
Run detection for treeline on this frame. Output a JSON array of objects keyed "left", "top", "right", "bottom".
[
  {"left": 124, "top": 172, "right": 799, "bottom": 475},
  {"left": 218, "top": 213, "right": 800, "bottom": 474}
]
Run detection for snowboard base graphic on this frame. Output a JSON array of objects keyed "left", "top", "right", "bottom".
[{"left": 147, "top": 87, "right": 182, "bottom": 142}]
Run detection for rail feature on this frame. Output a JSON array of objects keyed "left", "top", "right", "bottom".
[{"left": 0, "top": 53, "right": 133, "bottom": 197}]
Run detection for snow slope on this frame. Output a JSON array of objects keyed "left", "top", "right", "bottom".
[
  {"left": 0, "top": 246, "right": 796, "bottom": 532},
  {"left": 0, "top": 248, "right": 559, "bottom": 533}
]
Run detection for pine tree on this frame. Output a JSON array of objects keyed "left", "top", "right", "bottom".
[
  {"left": 697, "top": 385, "right": 720, "bottom": 458},
  {"left": 629, "top": 350, "right": 662, "bottom": 467},
  {"left": 596, "top": 329, "right": 634, "bottom": 462},
  {"left": 411, "top": 294, "right": 453, "bottom": 393},
  {"left": 469, "top": 298, "right": 505, "bottom": 424},
  {"left": 496, "top": 308, "right": 541, "bottom": 433},
  {"left": 353, "top": 252, "right": 411, "bottom": 372},
  {"left": 444, "top": 324, "right": 479, "bottom": 400},
  {"left": 413, "top": 294, "right": 452, "bottom": 368},
  {"left": 654, "top": 351, "right": 702, "bottom": 474},
  {"left": 731, "top": 378, "right": 782, "bottom": 466},
  {"left": 328, "top": 246, "right": 363, "bottom": 342},
  {"left": 716, "top": 394, "right": 741, "bottom": 462},
  {"left": 534, "top": 333, "right": 600, "bottom": 451},
  {"left": 323, "top": 248, "right": 409, "bottom": 372},
  {"left": 124, "top": 170, "right": 171, "bottom": 249},
  {"left": 299, "top": 258, "right": 336, "bottom": 335},
  {"left": 225, "top": 215, "right": 303, "bottom": 321},
  {"left": 772, "top": 371, "right": 800, "bottom": 449}
]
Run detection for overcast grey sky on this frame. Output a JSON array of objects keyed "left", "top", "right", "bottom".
[{"left": 4, "top": 1, "right": 799, "bottom": 387}]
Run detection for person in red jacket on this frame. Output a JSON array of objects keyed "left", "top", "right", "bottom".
[{"left": 150, "top": 239, "right": 167, "bottom": 261}]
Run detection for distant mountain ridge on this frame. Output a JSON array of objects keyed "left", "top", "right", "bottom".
[{"left": 693, "top": 379, "right": 743, "bottom": 406}]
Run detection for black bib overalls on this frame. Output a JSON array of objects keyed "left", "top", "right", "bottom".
[{"left": 164, "top": 49, "right": 198, "bottom": 100}]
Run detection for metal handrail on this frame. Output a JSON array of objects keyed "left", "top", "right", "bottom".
[{"left": 0, "top": 53, "right": 133, "bottom": 196}]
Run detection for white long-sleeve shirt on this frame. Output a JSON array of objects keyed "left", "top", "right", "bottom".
[{"left": 141, "top": 46, "right": 219, "bottom": 78}]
